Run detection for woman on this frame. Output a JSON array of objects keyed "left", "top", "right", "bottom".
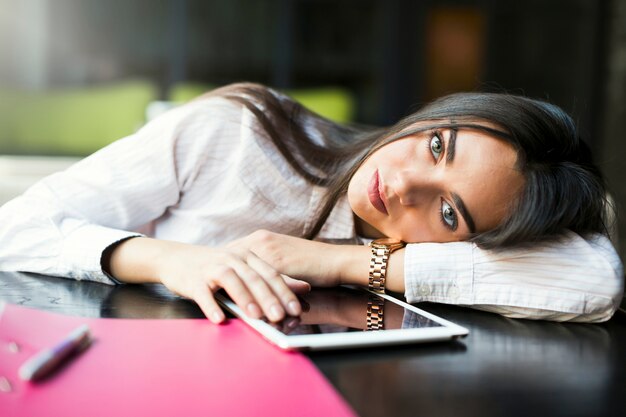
[{"left": 0, "top": 83, "right": 622, "bottom": 323}]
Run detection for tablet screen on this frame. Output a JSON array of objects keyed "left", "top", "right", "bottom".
[{"left": 262, "top": 287, "right": 443, "bottom": 336}]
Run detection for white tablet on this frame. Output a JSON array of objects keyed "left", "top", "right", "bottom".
[{"left": 216, "top": 286, "right": 469, "bottom": 351}]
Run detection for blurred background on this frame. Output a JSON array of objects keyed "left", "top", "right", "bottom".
[{"left": 0, "top": 0, "right": 625, "bottom": 261}]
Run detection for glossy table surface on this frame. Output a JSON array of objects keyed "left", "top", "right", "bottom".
[{"left": 1, "top": 271, "right": 625, "bottom": 417}]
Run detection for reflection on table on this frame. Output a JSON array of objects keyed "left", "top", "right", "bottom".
[
  {"left": 1, "top": 271, "right": 624, "bottom": 417},
  {"left": 263, "top": 287, "right": 441, "bottom": 335}
]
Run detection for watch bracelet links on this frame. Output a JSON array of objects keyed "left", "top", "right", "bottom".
[
  {"left": 366, "top": 296, "right": 385, "bottom": 331},
  {"left": 369, "top": 246, "right": 391, "bottom": 293}
]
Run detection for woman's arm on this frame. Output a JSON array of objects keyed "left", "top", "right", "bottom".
[
  {"left": 239, "top": 230, "right": 624, "bottom": 323},
  {"left": 0, "top": 99, "right": 306, "bottom": 323},
  {"left": 0, "top": 101, "right": 201, "bottom": 281},
  {"left": 0, "top": 97, "right": 243, "bottom": 282},
  {"left": 106, "top": 237, "right": 306, "bottom": 323},
  {"left": 229, "top": 230, "right": 404, "bottom": 290},
  {"left": 402, "top": 232, "right": 623, "bottom": 322}
]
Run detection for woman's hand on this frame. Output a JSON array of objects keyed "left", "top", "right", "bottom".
[
  {"left": 226, "top": 230, "right": 344, "bottom": 288},
  {"left": 106, "top": 237, "right": 307, "bottom": 324},
  {"left": 228, "top": 230, "right": 406, "bottom": 293}
]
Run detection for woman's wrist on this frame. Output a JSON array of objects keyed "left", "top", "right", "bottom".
[
  {"left": 108, "top": 237, "right": 171, "bottom": 284},
  {"left": 334, "top": 245, "right": 370, "bottom": 287},
  {"left": 335, "top": 244, "right": 406, "bottom": 293}
]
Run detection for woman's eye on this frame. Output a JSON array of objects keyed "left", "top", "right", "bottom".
[
  {"left": 441, "top": 201, "right": 457, "bottom": 230},
  {"left": 429, "top": 133, "right": 444, "bottom": 160}
]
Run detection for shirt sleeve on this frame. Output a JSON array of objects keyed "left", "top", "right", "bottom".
[
  {"left": 0, "top": 97, "right": 245, "bottom": 284},
  {"left": 403, "top": 232, "right": 624, "bottom": 322}
]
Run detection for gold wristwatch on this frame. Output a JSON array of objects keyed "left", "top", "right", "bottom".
[{"left": 368, "top": 238, "right": 405, "bottom": 294}]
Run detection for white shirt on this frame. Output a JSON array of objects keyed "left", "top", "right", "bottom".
[{"left": 0, "top": 97, "right": 622, "bottom": 322}]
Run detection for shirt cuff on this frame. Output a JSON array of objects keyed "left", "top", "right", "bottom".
[
  {"left": 403, "top": 242, "right": 474, "bottom": 305},
  {"left": 59, "top": 223, "right": 143, "bottom": 285}
]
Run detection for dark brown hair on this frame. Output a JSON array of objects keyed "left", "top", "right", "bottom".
[{"left": 208, "top": 83, "right": 612, "bottom": 249}]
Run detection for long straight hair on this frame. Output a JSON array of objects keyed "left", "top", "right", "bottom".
[{"left": 207, "top": 83, "right": 612, "bottom": 249}]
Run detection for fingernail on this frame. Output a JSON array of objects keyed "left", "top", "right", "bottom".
[
  {"left": 247, "top": 303, "right": 262, "bottom": 318},
  {"left": 270, "top": 304, "right": 283, "bottom": 321},
  {"left": 287, "top": 300, "right": 301, "bottom": 316},
  {"left": 211, "top": 311, "right": 224, "bottom": 323}
]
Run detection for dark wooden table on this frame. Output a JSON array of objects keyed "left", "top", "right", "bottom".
[{"left": 1, "top": 271, "right": 624, "bottom": 417}]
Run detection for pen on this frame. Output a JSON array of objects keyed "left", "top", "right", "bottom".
[{"left": 18, "top": 324, "right": 91, "bottom": 382}]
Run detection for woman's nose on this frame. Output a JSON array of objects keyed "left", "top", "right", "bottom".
[{"left": 393, "top": 170, "right": 440, "bottom": 206}]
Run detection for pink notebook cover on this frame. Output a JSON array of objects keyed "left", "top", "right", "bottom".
[{"left": 0, "top": 303, "right": 356, "bottom": 417}]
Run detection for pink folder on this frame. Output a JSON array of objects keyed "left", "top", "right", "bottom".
[{"left": 0, "top": 303, "right": 356, "bottom": 417}]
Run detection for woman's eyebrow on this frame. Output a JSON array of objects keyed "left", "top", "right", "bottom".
[
  {"left": 445, "top": 129, "right": 475, "bottom": 233},
  {"left": 446, "top": 129, "right": 457, "bottom": 163},
  {"left": 451, "top": 192, "right": 476, "bottom": 234}
]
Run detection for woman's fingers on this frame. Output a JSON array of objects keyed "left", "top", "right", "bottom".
[
  {"left": 227, "top": 256, "right": 290, "bottom": 322},
  {"left": 282, "top": 275, "right": 311, "bottom": 294},
  {"left": 163, "top": 245, "right": 304, "bottom": 324},
  {"left": 193, "top": 284, "right": 226, "bottom": 324},
  {"left": 209, "top": 251, "right": 301, "bottom": 322},
  {"left": 212, "top": 265, "right": 273, "bottom": 320},
  {"left": 244, "top": 253, "right": 302, "bottom": 317}
]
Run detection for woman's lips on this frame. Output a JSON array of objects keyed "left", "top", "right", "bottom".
[{"left": 367, "top": 170, "right": 388, "bottom": 215}]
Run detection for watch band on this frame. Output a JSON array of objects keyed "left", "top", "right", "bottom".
[
  {"left": 369, "top": 245, "right": 391, "bottom": 293},
  {"left": 368, "top": 238, "right": 405, "bottom": 294},
  {"left": 366, "top": 295, "right": 385, "bottom": 331}
]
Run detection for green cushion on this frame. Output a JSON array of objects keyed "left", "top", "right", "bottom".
[
  {"left": 169, "top": 83, "right": 216, "bottom": 104},
  {"left": 286, "top": 87, "right": 355, "bottom": 123},
  {"left": 168, "top": 83, "right": 355, "bottom": 123},
  {"left": 0, "top": 81, "right": 157, "bottom": 156}
]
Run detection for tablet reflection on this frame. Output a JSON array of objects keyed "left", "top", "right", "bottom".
[{"left": 265, "top": 287, "right": 442, "bottom": 335}]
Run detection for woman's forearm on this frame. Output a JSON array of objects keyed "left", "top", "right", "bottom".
[
  {"left": 105, "top": 235, "right": 304, "bottom": 323},
  {"left": 228, "top": 231, "right": 407, "bottom": 293},
  {"left": 241, "top": 233, "right": 405, "bottom": 292},
  {"left": 106, "top": 237, "right": 176, "bottom": 284}
]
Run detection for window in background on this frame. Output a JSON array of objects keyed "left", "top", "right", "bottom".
[{"left": 424, "top": 7, "right": 486, "bottom": 101}]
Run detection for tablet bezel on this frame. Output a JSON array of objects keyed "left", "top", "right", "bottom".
[{"left": 215, "top": 286, "right": 469, "bottom": 351}]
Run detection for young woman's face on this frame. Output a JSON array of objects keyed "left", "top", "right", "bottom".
[{"left": 348, "top": 125, "right": 525, "bottom": 243}]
